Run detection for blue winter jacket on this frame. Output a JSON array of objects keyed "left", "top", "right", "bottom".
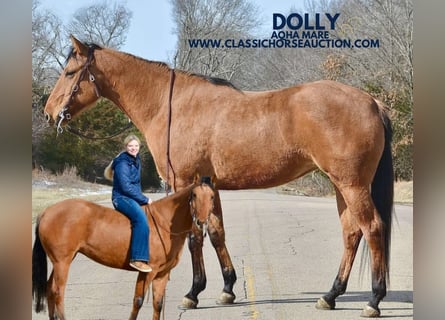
[{"left": 111, "top": 152, "right": 149, "bottom": 205}]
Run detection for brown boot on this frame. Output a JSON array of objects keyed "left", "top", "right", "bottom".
[{"left": 129, "top": 261, "right": 152, "bottom": 272}]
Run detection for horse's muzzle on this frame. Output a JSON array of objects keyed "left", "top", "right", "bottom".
[{"left": 194, "top": 219, "right": 209, "bottom": 237}]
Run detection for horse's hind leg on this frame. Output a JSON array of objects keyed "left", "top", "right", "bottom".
[
  {"left": 48, "top": 262, "right": 70, "bottom": 320},
  {"left": 208, "top": 190, "right": 236, "bottom": 304},
  {"left": 316, "top": 186, "right": 363, "bottom": 310},
  {"left": 328, "top": 185, "right": 387, "bottom": 317},
  {"left": 46, "top": 271, "right": 56, "bottom": 319}
]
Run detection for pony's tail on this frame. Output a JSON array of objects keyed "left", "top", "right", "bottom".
[
  {"left": 369, "top": 101, "right": 394, "bottom": 284},
  {"left": 32, "top": 218, "right": 48, "bottom": 313}
]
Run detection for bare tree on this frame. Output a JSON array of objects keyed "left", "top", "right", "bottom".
[
  {"left": 32, "top": 0, "right": 65, "bottom": 158},
  {"left": 67, "top": 1, "right": 132, "bottom": 48},
  {"left": 171, "top": 0, "right": 261, "bottom": 82},
  {"left": 328, "top": 0, "right": 413, "bottom": 95},
  {"left": 32, "top": 0, "right": 66, "bottom": 86}
]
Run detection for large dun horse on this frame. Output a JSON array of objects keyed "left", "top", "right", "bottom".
[
  {"left": 32, "top": 176, "right": 216, "bottom": 320},
  {"left": 44, "top": 36, "right": 394, "bottom": 317}
]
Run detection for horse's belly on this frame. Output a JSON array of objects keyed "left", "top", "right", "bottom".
[
  {"left": 79, "top": 219, "right": 132, "bottom": 269},
  {"left": 214, "top": 152, "right": 316, "bottom": 190}
]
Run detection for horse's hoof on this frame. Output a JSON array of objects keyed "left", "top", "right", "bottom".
[
  {"left": 360, "top": 305, "right": 381, "bottom": 318},
  {"left": 216, "top": 291, "right": 236, "bottom": 305},
  {"left": 315, "top": 297, "right": 335, "bottom": 310},
  {"left": 179, "top": 296, "right": 198, "bottom": 309}
]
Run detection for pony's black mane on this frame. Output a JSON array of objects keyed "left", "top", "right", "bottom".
[
  {"left": 200, "top": 176, "right": 214, "bottom": 188},
  {"left": 67, "top": 40, "right": 239, "bottom": 90}
]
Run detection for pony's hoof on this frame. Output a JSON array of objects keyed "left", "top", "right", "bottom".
[
  {"left": 216, "top": 291, "right": 236, "bottom": 305},
  {"left": 179, "top": 296, "right": 198, "bottom": 309},
  {"left": 315, "top": 297, "right": 335, "bottom": 310},
  {"left": 360, "top": 305, "right": 381, "bottom": 318}
]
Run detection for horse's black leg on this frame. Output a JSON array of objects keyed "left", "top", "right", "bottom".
[
  {"left": 181, "top": 226, "right": 206, "bottom": 308},
  {"left": 208, "top": 191, "right": 236, "bottom": 304},
  {"left": 365, "top": 275, "right": 386, "bottom": 316},
  {"left": 181, "top": 191, "right": 237, "bottom": 308},
  {"left": 361, "top": 226, "right": 388, "bottom": 318},
  {"left": 316, "top": 230, "right": 362, "bottom": 310}
]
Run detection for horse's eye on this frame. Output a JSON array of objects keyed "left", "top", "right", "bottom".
[{"left": 65, "top": 70, "right": 76, "bottom": 78}]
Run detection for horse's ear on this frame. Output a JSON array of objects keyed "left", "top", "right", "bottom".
[
  {"left": 70, "top": 35, "right": 89, "bottom": 57},
  {"left": 193, "top": 173, "right": 201, "bottom": 184},
  {"left": 211, "top": 175, "right": 217, "bottom": 188}
]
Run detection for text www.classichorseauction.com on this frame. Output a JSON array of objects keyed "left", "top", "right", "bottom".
[{"left": 188, "top": 12, "right": 380, "bottom": 49}]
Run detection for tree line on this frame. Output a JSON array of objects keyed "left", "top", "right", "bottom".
[{"left": 32, "top": 0, "right": 413, "bottom": 188}]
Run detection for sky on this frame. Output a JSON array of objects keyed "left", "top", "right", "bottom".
[{"left": 39, "top": 0, "right": 305, "bottom": 63}]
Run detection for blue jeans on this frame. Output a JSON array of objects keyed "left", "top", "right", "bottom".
[{"left": 112, "top": 196, "right": 150, "bottom": 262}]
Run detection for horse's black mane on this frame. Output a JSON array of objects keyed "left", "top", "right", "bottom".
[
  {"left": 192, "top": 74, "right": 240, "bottom": 91},
  {"left": 66, "top": 40, "right": 239, "bottom": 90}
]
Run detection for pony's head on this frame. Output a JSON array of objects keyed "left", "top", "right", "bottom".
[
  {"left": 189, "top": 174, "right": 216, "bottom": 231},
  {"left": 44, "top": 35, "right": 103, "bottom": 133}
]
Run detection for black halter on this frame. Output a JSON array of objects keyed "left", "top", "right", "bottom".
[{"left": 56, "top": 45, "right": 100, "bottom": 134}]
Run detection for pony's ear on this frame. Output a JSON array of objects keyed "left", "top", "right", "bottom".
[
  {"left": 70, "top": 35, "right": 89, "bottom": 57},
  {"left": 193, "top": 173, "right": 201, "bottom": 184},
  {"left": 211, "top": 175, "right": 217, "bottom": 188}
]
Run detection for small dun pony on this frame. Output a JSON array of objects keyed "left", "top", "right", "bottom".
[
  {"left": 32, "top": 175, "right": 216, "bottom": 320},
  {"left": 43, "top": 36, "right": 394, "bottom": 317}
]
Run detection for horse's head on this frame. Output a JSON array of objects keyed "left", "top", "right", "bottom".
[
  {"left": 189, "top": 175, "right": 216, "bottom": 232},
  {"left": 44, "top": 35, "right": 103, "bottom": 133}
]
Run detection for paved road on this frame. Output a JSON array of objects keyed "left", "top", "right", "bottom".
[{"left": 32, "top": 189, "right": 413, "bottom": 319}]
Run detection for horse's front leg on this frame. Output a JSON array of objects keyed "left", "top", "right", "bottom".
[
  {"left": 151, "top": 273, "right": 169, "bottom": 320},
  {"left": 128, "top": 272, "right": 152, "bottom": 320},
  {"left": 208, "top": 190, "right": 236, "bottom": 304},
  {"left": 181, "top": 224, "right": 206, "bottom": 309}
]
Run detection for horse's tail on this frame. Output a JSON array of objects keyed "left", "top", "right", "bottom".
[
  {"left": 32, "top": 218, "right": 48, "bottom": 313},
  {"left": 366, "top": 100, "right": 394, "bottom": 284}
]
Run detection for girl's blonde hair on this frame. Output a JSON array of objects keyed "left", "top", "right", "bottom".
[
  {"left": 104, "top": 135, "right": 142, "bottom": 181},
  {"left": 123, "top": 134, "right": 141, "bottom": 147},
  {"left": 103, "top": 160, "right": 114, "bottom": 181}
]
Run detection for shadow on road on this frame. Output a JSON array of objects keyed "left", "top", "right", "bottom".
[{"left": 187, "top": 290, "right": 413, "bottom": 318}]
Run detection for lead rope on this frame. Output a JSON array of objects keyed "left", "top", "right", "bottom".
[
  {"left": 163, "top": 66, "right": 175, "bottom": 320},
  {"left": 165, "top": 68, "right": 175, "bottom": 196},
  {"left": 65, "top": 120, "right": 133, "bottom": 140}
]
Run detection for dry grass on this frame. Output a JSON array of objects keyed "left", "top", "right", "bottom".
[
  {"left": 32, "top": 167, "right": 111, "bottom": 222},
  {"left": 393, "top": 180, "right": 413, "bottom": 204},
  {"left": 279, "top": 171, "right": 335, "bottom": 197},
  {"left": 279, "top": 173, "right": 412, "bottom": 204}
]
